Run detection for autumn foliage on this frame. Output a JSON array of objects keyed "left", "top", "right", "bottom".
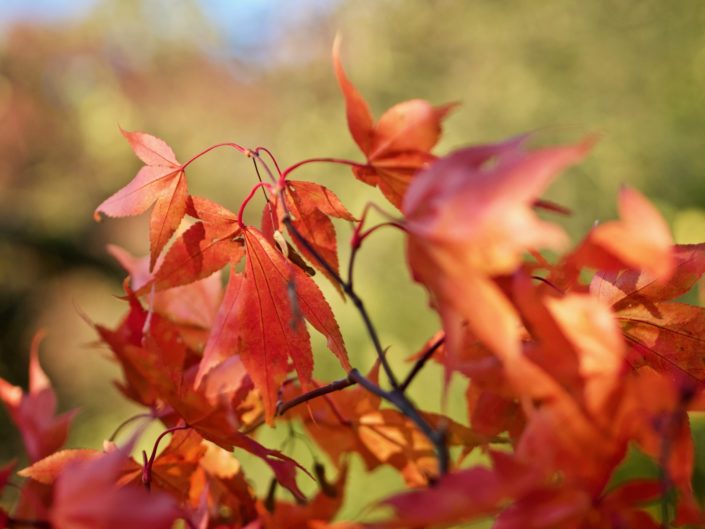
[{"left": 3, "top": 39, "right": 705, "bottom": 529}]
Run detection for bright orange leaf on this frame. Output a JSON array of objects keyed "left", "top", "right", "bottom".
[{"left": 333, "top": 36, "right": 456, "bottom": 208}]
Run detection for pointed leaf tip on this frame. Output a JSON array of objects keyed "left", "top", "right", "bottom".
[{"left": 29, "top": 329, "right": 50, "bottom": 394}]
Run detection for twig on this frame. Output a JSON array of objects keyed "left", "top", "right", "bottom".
[
  {"left": 400, "top": 335, "right": 445, "bottom": 392},
  {"left": 277, "top": 374, "right": 356, "bottom": 416},
  {"left": 282, "top": 216, "right": 400, "bottom": 389},
  {"left": 348, "top": 369, "right": 449, "bottom": 474},
  {"left": 6, "top": 518, "right": 51, "bottom": 528},
  {"left": 247, "top": 163, "right": 449, "bottom": 476}
]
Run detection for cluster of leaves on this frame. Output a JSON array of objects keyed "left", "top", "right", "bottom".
[{"left": 3, "top": 39, "right": 705, "bottom": 529}]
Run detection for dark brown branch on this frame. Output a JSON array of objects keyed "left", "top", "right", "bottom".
[
  {"left": 282, "top": 216, "right": 401, "bottom": 390},
  {"left": 249, "top": 165, "right": 450, "bottom": 476},
  {"left": 276, "top": 375, "right": 356, "bottom": 416},
  {"left": 348, "top": 369, "right": 449, "bottom": 475},
  {"left": 400, "top": 335, "right": 446, "bottom": 392},
  {"left": 7, "top": 518, "right": 51, "bottom": 528}
]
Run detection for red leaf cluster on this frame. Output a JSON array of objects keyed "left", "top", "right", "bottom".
[{"left": 3, "top": 39, "right": 705, "bottom": 529}]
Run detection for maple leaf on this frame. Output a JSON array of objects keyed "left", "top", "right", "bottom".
[
  {"left": 403, "top": 137, "right": 592, "bottom": 363},
  {"left": 590, "top": 244, "right": 705, "bottom": 384},
  {"left": 506, "top": 284, "right": 630, "bottom": 490},
  {"left": 144, "top": 196, "right": 245, "bottom": 293},
  {"left": 120, "top": 429, "right": 206, "bottom": 503},
  {"left": 97, "top": 293, "right": 306, "bottom": 500},
  {"left": 48, "top": 445, "right": 180, "bottom": 529},
  {"left": 18, "top": 449, "right": 100, "bottom": 485},
  {"left": 190, "top": 440, "right": 257, "bottom": 528},
  {"left": 587, "top": 186, "right": 674, "bottom": 280},
  {"left": 372, "top": 452, "right": 543, "bottom": 529},
  {"left": 94, "top": 129, "right": 188, "bottom": 269},
  {"left": 621, "top": 368, "right": 695, "bottom": 498},
  {"left": 551, "top": 186, "right": 675, "bottom": 291},
  {"left": 20, "top": 431, "right": 259, "bottom": 528},
  {"left": 287, "top": 367, "right": 484, "bottom": 486},
  {"left": 494, "top": 480, "right": 662, "bottom": 529},
  {"left": 465, "top": 385, "right": 525, "bottom": 441},
  {"left": 255, "top": 466, "right": 348, "bottom": 529},
  {"left": 108, "top": 244, "right": 223, "bottom": 342},
  {"left": 333, "top": 37, "right": 456, "bottom": 208},
  {"left": 0, "top": 331, "right": 77, "bottom": 463},
  {"left": 94, "top": 292, "right": 196, "bottom": 410},
  {"left": 283, "top": 180, "right": 355, "bottom": 289},
  {"left": 197, "top": 227, "right": 350, "bottom": 423}
]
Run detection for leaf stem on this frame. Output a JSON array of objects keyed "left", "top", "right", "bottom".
[
  {"left": 108, "top": 412, "right": 153, "bottom": 442},
  {"left": 254, "top": 146, "right": 283, "bottom": 176},
  {"left": 142, "top": 424, "right": 191, "bottom": 491},
  {"left": 281, "top": 157, "right": 366, "bottom": 181},
  {"left": 237, "top": 182, "right": 272, "bottom": 228},
  {"left": 181, "top": 142, "right": 250, "bottom": 170}
]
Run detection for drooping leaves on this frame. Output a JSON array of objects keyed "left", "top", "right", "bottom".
[{"left": 96, "top": 290, "right": 306, "bottom": 501}]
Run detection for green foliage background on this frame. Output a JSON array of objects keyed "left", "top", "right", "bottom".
[{"left": 2, "top": 0, "right": 705, "bottom": 522}]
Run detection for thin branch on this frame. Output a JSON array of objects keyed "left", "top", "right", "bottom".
[
  {"left": 282, "top": 216, "right": 399, "bottom": 389},
  {"left": 400, "top": 335, "right": 445, "bottom": 392},
  {"left": 274, "top": 193, "right": 448, "bottom": 476},
  {"left": 6, "top": 518, "right": 51, "bottom": 528},
  {"left": 348, "top": 369, "right": 449, "bottom": 475},
  {"left": 277, "top": 375, "right": 356, "bottom": 416}
]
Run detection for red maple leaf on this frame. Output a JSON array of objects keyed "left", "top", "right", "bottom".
[
  {"left": 98, "top": 292, "right": 306, "bottom": 501},
  {"left": 144, "top": 196, "right": 245, "bottom": 293},
  {"left": 590, "top": 244, "right": 705, "bottom": 385},
  {"left": 0, "top": 331, "right": 76, "bottom": 463},
  {"left": 48, "top": 445, "right": 180, "bottom": 529},
  {"left": 282, "top": 180, "right": 355, "bottom": 290},
  {"left": 197, "top": 227, "right": 350, "bottom": 423}
]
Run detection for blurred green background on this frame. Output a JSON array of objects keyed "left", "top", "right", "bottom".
[{"left": 2, "top": 0, "right": 705, "bottom": 522}]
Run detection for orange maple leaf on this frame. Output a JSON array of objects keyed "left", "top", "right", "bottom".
[{"left": 333, "top": 37, "right": 456, "bottom": 209}]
